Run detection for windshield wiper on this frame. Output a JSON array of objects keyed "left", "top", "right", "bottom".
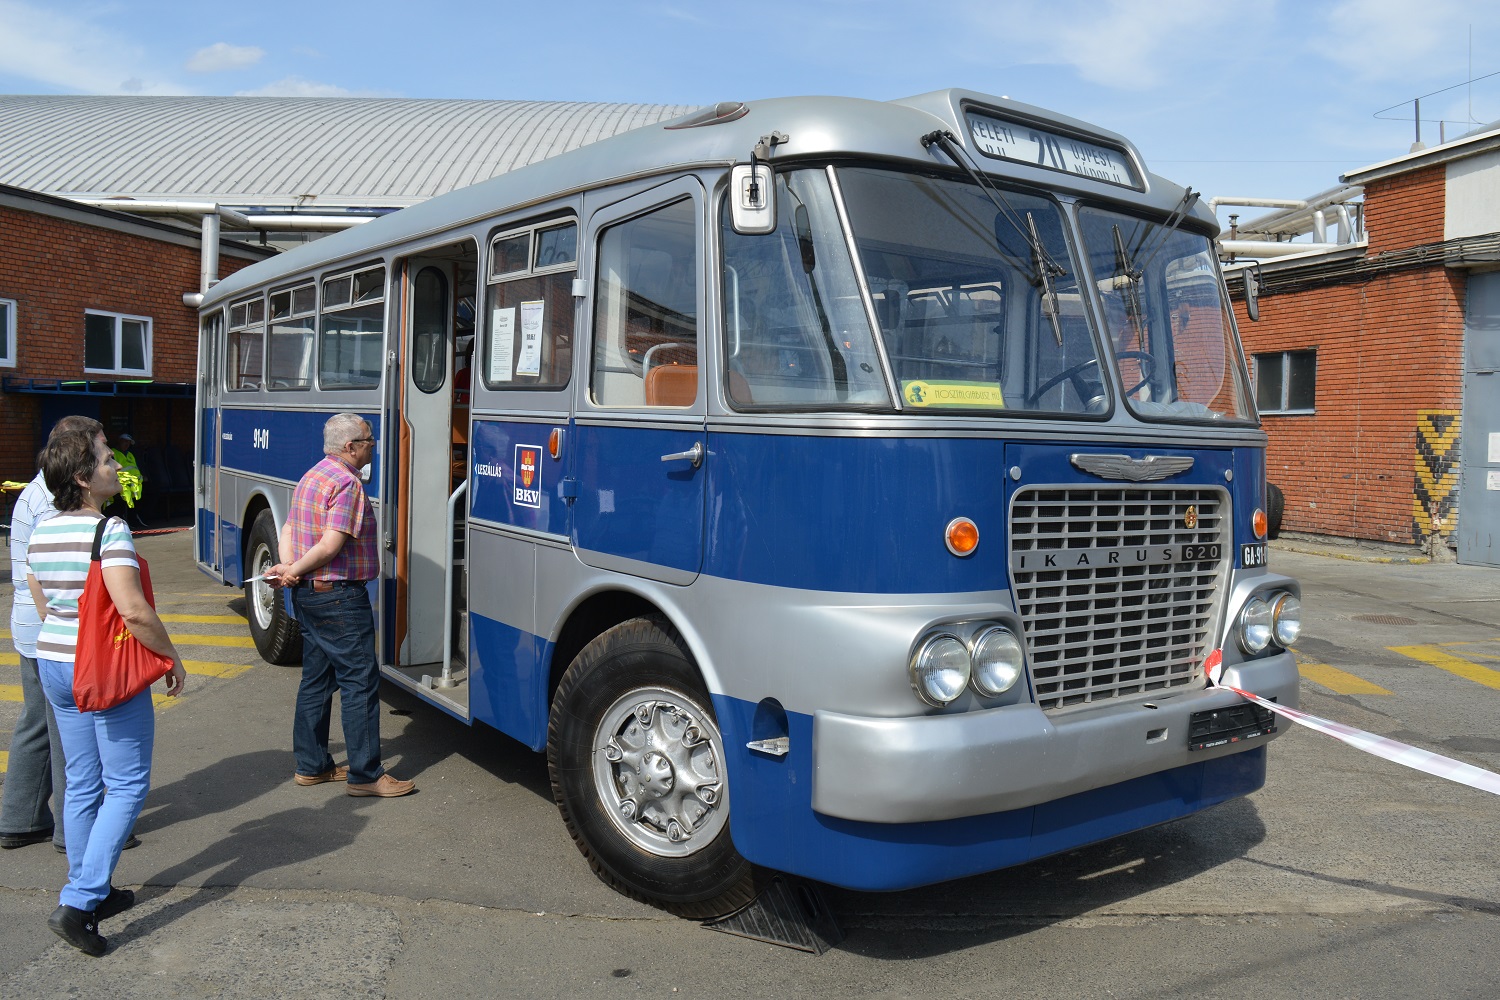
[
  {"left": 1120, "top": 186, "right": 1200, "bottom": 283},
  {"left": 1111, "top": 224, "right": 1148, "bottom": 352},
  {"left": 922, "top": 129, "right": 1068, "bottom": 344}
]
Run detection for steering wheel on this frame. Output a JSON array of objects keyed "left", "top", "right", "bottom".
[
  {"left": 1113, "top": 350, "right": 1158, "bottom": 397},
  {"left": 1026, "top": 351, "right": 1158, "bottom": 407}
]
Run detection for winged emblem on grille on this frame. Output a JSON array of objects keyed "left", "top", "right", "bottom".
[{"left": 1069, "top": 453, "right": 1195, "bottom": 482}]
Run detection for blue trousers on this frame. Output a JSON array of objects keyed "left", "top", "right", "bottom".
[
  {"left": 0, "top": 652, "right": 68, "bottom": 846},
  {"left": 291, "top": 584, "right": 385, "bottom": 785},
  {"left": 37, "top": 657, "right": 154, "bottom": 912}
]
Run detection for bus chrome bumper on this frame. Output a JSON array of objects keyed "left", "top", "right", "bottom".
[{"left": 810, "top": 651, "right": 1299, "bottom": 824}]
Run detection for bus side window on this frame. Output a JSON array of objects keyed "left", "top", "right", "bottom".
[
  {"left": 591, "top": 199, "right": 698, "bottom": 408},
  {"left": 226, "top": 295, "right": 265, "bottom": 391}
]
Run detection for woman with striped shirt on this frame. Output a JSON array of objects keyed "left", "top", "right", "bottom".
[{"left": 28, "top": 425, "right": 186, "bottom": 956}]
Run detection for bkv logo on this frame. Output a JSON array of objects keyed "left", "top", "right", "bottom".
[
  {"left": 112, "top": 626, "right": 134, "bottom": 649},
  {"left": 513, "top": 444, "right": 542, "bottom": 509}
]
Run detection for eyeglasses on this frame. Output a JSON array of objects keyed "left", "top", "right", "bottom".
[{"left": 349, "top": 437, "right": 375, "bottom": 445}]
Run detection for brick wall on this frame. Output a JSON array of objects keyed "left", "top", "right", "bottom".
[
  {"left": 1234, "top": 266, "right": 1465, "bottom": 543},
  {"left": 0, "top": 203, "right": 258, "bottom": 486},
  {"left": 1363, "top": 165, "right": 1445, "bottom": 254}
]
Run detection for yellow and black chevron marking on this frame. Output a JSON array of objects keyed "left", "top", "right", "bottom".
[{"left": 1413, "top": 409, "right": 1460, "bottom": 541}]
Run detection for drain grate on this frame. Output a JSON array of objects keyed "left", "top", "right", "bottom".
[{"left": 1352, "top": 614, "right": 1420, "bottom": 625}]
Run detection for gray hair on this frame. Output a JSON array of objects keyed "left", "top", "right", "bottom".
[{"left": 323, "top": 412, "right": 370, "bottom": 454}]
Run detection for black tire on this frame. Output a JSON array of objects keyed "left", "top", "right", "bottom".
[
  {"left": 547, "top": 615, "right": 754, "bottom": 918},
  {"left": 1266, "top": 482, "right": 1285, "bottom": 540},
  {"left": 244, "top": 509, "right": 302, "bottom": 665}
]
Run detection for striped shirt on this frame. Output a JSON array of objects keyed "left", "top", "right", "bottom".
[
  {"left": 30, "top": 512, "right": 138, "bottom": 664},
  {"left": 286, "top": 455, "right": 380, "bottom": 582}
]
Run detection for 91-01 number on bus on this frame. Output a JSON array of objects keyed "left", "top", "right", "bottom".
[{"left": 1012, "top": 544, "right": 1222, "bottom": 570}]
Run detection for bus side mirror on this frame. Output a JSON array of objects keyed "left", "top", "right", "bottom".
[
  {"left": 730, "top": 163, "right": 776, "bottom": 235},
  {"left": 1243, "top": 266, "right": 1261, "bottom": 322}
]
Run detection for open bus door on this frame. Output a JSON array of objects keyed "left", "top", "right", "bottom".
[
  {"left": 195, "top": 310, "right": 222, "bottom": 574},
  {"left": 387, "top": 242, "right": 477, "bottom": 718}
]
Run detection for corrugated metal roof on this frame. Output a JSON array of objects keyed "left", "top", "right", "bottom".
[{"left": 0, "top": 95, "right": 700, "bottom": 208}]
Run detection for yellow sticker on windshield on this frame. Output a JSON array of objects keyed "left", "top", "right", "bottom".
[{"left": 901, "top": 380, "right": 1005, "bottom": 409}]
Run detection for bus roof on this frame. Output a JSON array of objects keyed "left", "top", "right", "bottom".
[{"left": 202, "top": 88, "right": 1212, "bottom": 309}]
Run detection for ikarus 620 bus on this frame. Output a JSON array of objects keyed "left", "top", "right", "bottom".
[{"left": 193, "top": 89, "right": 1302, "bottom": 917}]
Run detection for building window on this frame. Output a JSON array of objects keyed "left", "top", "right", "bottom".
[
  {"left": 84, "top": 310, "right": 152, "bottom": 376},
  {"left": 1255, "top": 350, "right": 1315, "bottom": 413},
  {"left": 0, "top": 298, "right": 15, "bottom": 368}
]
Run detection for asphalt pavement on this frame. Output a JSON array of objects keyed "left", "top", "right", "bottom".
[{"left": 2, "top": 529, "right": 1499, "bottom": 998}]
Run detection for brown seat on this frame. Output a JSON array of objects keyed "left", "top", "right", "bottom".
[{"left": 644, "top": 364, "right": 697, "bottom": 407}]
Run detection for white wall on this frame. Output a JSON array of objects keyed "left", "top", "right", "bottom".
[{"left": 1446, "top": 149, "right": 1500, "bottom": 240}]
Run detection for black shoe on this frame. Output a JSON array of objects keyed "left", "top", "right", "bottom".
[
  {"left": 0, "top": 828, "right": 53, "bottom": 849},
  {"left": 55, "top": 834, "right": 140, "bottom": 854},
  {"left": 95, "top": 887, "right": 136, "bottom": 921},
  {"left": 47, "top": 904, "right": 106, "bottom": 956}
]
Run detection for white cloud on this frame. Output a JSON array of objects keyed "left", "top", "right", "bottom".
[
  {"left": 0, "top": 0, "right": 188, "bottom": 94},
  {"left": 235, "top": 76, "right": 377, "bottom": 98},
  {"left": 962, "top": 0, "right": 1264, "bottom": 90},
  {"left": 186, "top": 41, "right": 265, "bottom": 73}
]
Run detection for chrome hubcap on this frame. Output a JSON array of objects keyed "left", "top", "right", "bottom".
[
  {"left": 249, "top": 541, "right": 276, "bottom": 630},
  {"left": 593, "top": 686, "right": 727, "bottom": 857}
]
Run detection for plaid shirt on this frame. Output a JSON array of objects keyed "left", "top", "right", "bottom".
[{"left": 287, "top": 455, "right": 380, "bottom": 582}]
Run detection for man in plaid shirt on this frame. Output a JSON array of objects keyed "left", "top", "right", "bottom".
[{"left": 270, "top": 413, "right": 415, "bottom": 798}]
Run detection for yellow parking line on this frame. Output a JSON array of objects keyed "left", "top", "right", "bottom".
[
  {"left": 1389, "top": 645, "right": 1500, "bottom": 690},
  {"left": 160, "top": 614, "right": 245, "bottom": 624},
  {"left": 0, "top": 684, "right": 21, "bottom": 702},
  {"left": 183, "top": 659, "right": 254, "bottom": 680},
  {"left": 0, "top": 750, "right": 7, "bottom": 773},
  {"left": 173, "top": 635, "right": 256, "bottom": 649},
  {"left": 0, "top": 653, "right": 17, "bottom": 666},
  {"left": 1297, "top": 661, "right": 1392, "bottom": 696}
]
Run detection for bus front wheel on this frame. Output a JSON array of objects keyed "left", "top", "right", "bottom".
[
  {"left": 547, "top": 615, "right": 755, "bottom": 918},
  {"left": 244, "top": 509, "right": 302, "bottom": 665}
]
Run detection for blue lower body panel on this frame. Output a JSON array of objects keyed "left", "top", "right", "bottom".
[{"left": 714, "top": 696, "right": 1266, "bottom": 892}]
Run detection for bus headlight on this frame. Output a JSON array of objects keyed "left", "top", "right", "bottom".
[
  {"left": 971, "top": 627, "right": 1024, "bottom": 696},
  {"left": 909, "top": 634, "right": 970, "bottom": 707},
  {"left": 1237, "top": 596, "right": 1273, "bottom": 654},
  {"left": 1271, "top": 592, "right": 1302, "bottom": 646}
]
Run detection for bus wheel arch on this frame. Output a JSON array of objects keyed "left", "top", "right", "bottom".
[
  {"left": 546, "top": 613, "right": 755, "bottom": 918},
  {"left": 243, "top": 505, "right": 302, "bottom": 665}
]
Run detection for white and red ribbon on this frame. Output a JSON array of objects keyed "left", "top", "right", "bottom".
[{"left": 1205, "top": 649, "right": 1500, "bottom": 797}]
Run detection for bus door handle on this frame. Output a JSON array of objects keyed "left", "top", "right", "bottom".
[{"left": 660, "top": 441, "right": 703, "bottom": 469}]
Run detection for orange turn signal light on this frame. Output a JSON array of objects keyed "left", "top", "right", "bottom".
[
  {"left": 1252, "top": 507, "right": 1267, "bottom": 539},
  {"left": 945, "top": 517, "right": 979, "bottom": 557},
  {"left": 548, "top": 428, "right": 562, "bottom": 459}
]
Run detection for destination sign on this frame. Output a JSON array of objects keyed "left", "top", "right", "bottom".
[{"left": 965, "top": 110, "right": 1139, "bottom": 188}]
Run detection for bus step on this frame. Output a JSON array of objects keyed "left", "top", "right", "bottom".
[{"left": 701, "top": 875, "right": 842, "bottom": 954}]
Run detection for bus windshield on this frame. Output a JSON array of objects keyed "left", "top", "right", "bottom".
[
  {"left": 1076, "top": 206, "right": 1254, "bottom": 423},
  {"left": 836, "top": 166, "right": 1102, "bottom": 416}
]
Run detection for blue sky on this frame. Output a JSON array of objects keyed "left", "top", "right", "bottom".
[{"left": 2, "top": 0, "right": 1498, "bottom": 226}]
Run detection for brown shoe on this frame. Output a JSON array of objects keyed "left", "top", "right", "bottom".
[
  {"left": 293, "top": 765, "right": 349, "bottom": 786},
  {"left": 347, "top": 774, "right": 415, "bottom": 798}
]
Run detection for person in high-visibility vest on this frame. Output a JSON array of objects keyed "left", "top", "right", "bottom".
[{"left": 109, "top": 432, "right": 145, "bottom": 527}]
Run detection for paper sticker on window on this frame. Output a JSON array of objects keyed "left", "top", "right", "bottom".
[
  {"left": 490, "top": 307, "right": 515, "bottom": 382},
  {"left": 901, "top": 380, "right": 1005, "bottom": 409},
  {"left": 517, "top": 300, "right": 544, "bottom": 377}
]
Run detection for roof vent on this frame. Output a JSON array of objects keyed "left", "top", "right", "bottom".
[{"left": 665, "top": 101, "right": 748, "bottom": 129}]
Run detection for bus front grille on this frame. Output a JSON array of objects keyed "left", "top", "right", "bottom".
[{"left": 1008, "top": 486, "right": 1229, "bottom": 712}]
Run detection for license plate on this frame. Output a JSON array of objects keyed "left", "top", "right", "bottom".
[
  {"left": 1240, "top": 543, "right": 1267, "bottom": 568},
  {"left": 1179, "top": 543, "right": 1221, "bottom": 562}
]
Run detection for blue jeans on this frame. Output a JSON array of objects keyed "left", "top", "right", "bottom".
[
  {"left": 0, "top": 652, "right": 68, "bottom": 845},
  {"left": 291, "top": 584, "right": 385, "bottom": 785},
  {"left": 36, "top": 657, "right": 154, "bottom": 912}
]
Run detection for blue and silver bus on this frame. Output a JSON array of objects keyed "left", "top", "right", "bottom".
[{"left": 194, "top": 89, "right": 1301, "bottom": 917}]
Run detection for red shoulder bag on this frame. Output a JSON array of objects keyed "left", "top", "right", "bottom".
[{"left": 73, "top": 518, "right": 174, "bottom": 712}]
